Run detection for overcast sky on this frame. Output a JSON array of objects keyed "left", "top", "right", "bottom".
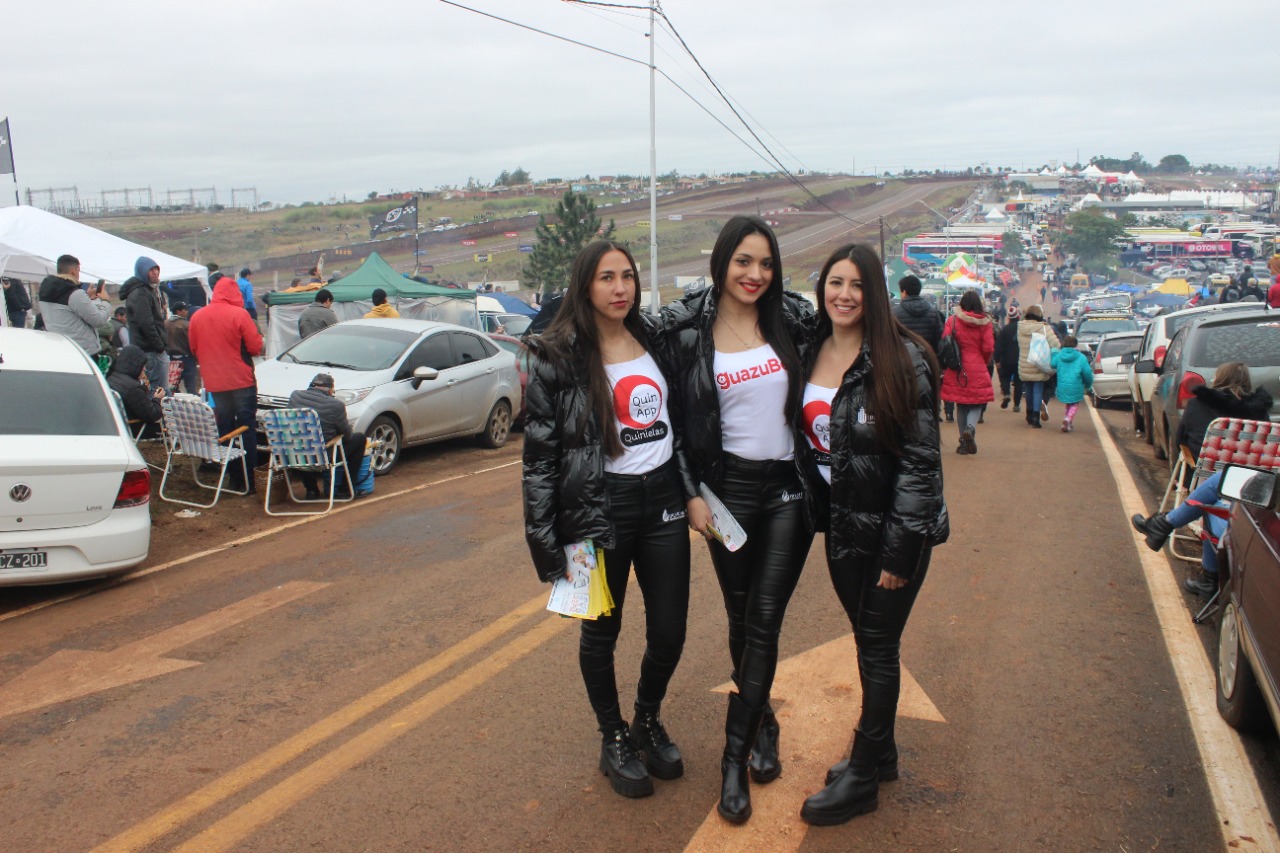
[{"left": 2, "top": 0, "right": 1276, "bottom": 206}]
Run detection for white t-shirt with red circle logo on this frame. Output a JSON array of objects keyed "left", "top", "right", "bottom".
[
  {"left": 714, "top": 343, "right": 793, "bottom": 461},
  {"left": 604, "top": 351, "right": 674, "bottom": 475},
  {"left": 802, "top": 382, "right": 837, "bottom": 483}
]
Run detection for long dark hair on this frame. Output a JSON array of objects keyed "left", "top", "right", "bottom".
[
  {"left": 709, "top": 215, "right": 804, "bottom": 422},
  {"left": 815, "top": 243, "right": 939, "bottom": 455},
  {"left": 542, "top": 241, "right": 647, "bottom": 459}
]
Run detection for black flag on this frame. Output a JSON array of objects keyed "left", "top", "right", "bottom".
[
  {"left": 369, "top": 197, "right": 418, "bottom": 238},
  {"left": 0, "top": 119, "right": 14, "bottom": 176}
]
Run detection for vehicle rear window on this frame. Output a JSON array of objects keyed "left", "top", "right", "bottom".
[
  {"left": 1098, "top": 338, "right": 1141, "bottom": 358},
  {"left": 1191, "top": 321, "right": 1280, "bottom": 368},
  {"left": 0, "top": 371, "right": 118, "bottom": 435},
  {"left": 1078, "top": 318, "right": 1139, "bottom": 335}
]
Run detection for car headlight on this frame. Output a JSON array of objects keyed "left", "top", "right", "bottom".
[{"left": 336, "top": 388, "right": 373, "bottom": 405}]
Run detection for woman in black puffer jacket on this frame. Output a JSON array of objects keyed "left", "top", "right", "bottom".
[
  {"left": 796, "top": 243, "right": 949, "bottom": 827},
  {"left": 655, "top": 215, "right": 813, "bottom": 824},
  {"left": 522, "top": 241, "right": 694, "bottom": 800}
]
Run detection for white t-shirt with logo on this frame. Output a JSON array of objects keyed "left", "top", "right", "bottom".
[
  {"left": 714, "top": 343, "right": 793, "bottom": 461},
  {"left": 802, "top": 382, "right": 837, "bottom": 483},
  {"left": 604, "top": 351, "right": 674, "bottom": 475}
]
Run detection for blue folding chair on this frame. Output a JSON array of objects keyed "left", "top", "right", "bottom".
[
  {"left": 261, "top": 408, "right": 354, "bottom": 516},
  {"left": 158, "top": 394, "right": 250, "bottom": 507}
]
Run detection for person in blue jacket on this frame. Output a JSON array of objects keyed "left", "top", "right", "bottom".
[
  {"left": 1050, "top": 335, "right": 1093, "bottom": 433},
  {"left": 237, "top": 268, "right": 258, "bottom": 321}
]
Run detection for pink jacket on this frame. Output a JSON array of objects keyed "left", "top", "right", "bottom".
[{"left": 940, "top": 309, "right": 995, "bottom": 405}]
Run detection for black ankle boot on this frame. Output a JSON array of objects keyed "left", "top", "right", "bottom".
[
  {"left": 631, "top": 710, "right": 683, "bottom": 780},
  {"left": 599, "top": 727, "right": 654, "bottom": 798},
  {"left": 824, "top": 740, "right": 898, "bottom": 785},
  {"left": 802, "top": 732, "right": 880, "bottom": 826},
  {"left": 1130, "top": 512, "right": 1174, "bottom": 551},
  {"left": 748, "top": 706, "right": 781, "bottom": 784},
  {"left": 718, "top": 693, "right": 763, "bottom": 824}
]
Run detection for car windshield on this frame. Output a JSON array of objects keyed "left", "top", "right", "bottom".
[
  {"left": 282, "top": 325, "right": 420, "bottom": 371},
  {"left": 1191, "top": 320, "right": 1280, "bottom": 368},
  {"left": 1098, "top": 338, "right": 1141, "bottom": 358},
  {"left": 1081, "top": 296, "right": 1132, "bottom": 311},
  {"left": 1078, "top": 318, "right": 1139, "bottom": 335},
  {"left": 0, "top": 371, "right": 118, "bottom": 436}
]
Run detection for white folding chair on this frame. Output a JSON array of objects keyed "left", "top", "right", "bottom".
[
  {"left": 158, "top": 394, "right": 250, "bottom": 507},
  {"left": 260, "top": 408, "right": 354, "bottom": 517}
]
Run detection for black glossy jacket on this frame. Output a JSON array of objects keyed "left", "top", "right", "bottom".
[
  {"left": 653, "top": 288, "right": 814, "bottom": 499},
  {"left": 796, "top": 336, "right": 950, "bottom": 580},
  {"left": 521, "top": 318, "right": 694, "bottom": 583}
]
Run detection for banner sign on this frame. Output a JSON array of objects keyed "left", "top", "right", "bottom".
[
  {"left": 369, "top": 198, "right": 417, "bottom": 237},
  {"left": 474, "top": 254, "right": 490, "bottom": 262},
  {"left": 504, "top": 231, "right": 519, "bottom": 238},
  {"left": 0, "top": 118, "right": 14, "bottom": 176},
  {"left": 461, "top": 239, "right": 477, "bottom": 247},
  {"left": 519, "top": 245, "right": 534, "bottom": 253}
]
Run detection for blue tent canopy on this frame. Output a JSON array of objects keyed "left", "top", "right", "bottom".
[
  {"left": 488, "top": 292, "right": 537, "bottom": 316},
  {"left": 1136, "top": 292, "right": 1188, "bottom": 307}
]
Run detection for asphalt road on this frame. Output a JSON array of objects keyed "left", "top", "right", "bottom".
[{"left": 2, "top": 274, "right": 1278, "bottom": 852}]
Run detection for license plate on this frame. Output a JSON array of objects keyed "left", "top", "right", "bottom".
[{"left": 0, "top": 550, "right": 47, "bottom": 570}]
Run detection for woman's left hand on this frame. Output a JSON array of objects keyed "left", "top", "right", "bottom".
[{"left": 876, "top": 570, "right": 907, "bottom": 590}]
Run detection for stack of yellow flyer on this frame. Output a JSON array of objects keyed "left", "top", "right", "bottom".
[{"left": 546, "top": 540, "right": 615, "bottom": 619}]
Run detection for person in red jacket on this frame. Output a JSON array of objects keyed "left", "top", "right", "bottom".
[
  {"left": 189, "top": 275, "right": 265, "bottom": 493},
  {"left": 939, "top": 289, "right": 995, "bottom": 455},
  {"left": 1268, "top": 275, "right": 1280, "bottom": 309}
]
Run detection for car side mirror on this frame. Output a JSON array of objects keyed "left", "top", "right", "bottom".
[
  {"left": 1220, "top": 465, "right": 1279, "bottom": 510},
  {"left": 410, "top": 366, "right": 439, "bottom": 389},
  {"left": 1133, "top": 359, "right": 1156, "bottom": 374},
  {"left": 1119, "top": 352, "right": 1137, "bottom": 365}
]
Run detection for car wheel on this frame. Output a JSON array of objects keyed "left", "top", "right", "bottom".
[
  {"left": 478, "top": 400, "right": 512, "bottom": 449},
  {"left": 1153, "top": 417, "right": 1168, "bottom": 461},
  {"left": 1216, "top": 600, "right": 1267, "bottom": 731},
  {"left": 1131, "top": 399, "right": 1144, "bottom": 432},
  {"left": 1142, "top": 402, "right": 1154, "bottom": 445},
  {"left": 368, "top": 415, "right": 402, "bottom": 475}
]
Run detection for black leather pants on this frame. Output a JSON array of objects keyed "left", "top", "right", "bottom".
[
  {"left": 826, "top": 543, "right": 931, "bottom": 756},
  {"left": 579, "top": 463, "right": 691, "bottom": 734},
  {"left": 707, "top": 453, "right": 813, "bottom": 711}
]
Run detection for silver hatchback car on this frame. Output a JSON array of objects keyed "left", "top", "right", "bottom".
[{"left": 255, "top": 319, "right": 521, "bottom": 474}]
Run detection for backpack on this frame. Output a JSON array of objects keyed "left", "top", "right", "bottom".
[{"left": 937, "top": 318, "right": 962, "bottom": 372}]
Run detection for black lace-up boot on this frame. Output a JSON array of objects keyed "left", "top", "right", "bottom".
[
  {"left": 599, "top": 726, "right": 654, "bottom": 798},
  {"left": 1130, "top": 512, "right": 1174, "bottom": 552},
  {"left": 631, "top": 710, "right": 683, "bottom": 780}
]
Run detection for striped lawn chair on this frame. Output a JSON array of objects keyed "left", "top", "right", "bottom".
[
  {"left": 260, "top": 408, "right": 353, "bottom": 516},
  {"left": 158, "top": 394, "right": 250, "bottom": 507}
]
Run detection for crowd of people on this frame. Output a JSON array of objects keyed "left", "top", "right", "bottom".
[{"left": 521, "top": 216, "right": 948, "bottom": 826}]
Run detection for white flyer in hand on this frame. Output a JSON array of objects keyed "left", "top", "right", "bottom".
[
  {"left": 546, "top": 540, "right": 597, "bottom": 617},
  {"left": 698, "top": 485, "right": 747, "bottom": 552}
]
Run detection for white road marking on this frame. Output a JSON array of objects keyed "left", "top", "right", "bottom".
[{"left": 1087, "top": 402, "right": 1279, "bottom": 849}]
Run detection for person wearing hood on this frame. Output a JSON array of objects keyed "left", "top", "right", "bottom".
[
  {"left": 938, "top": 290, "right": 995, "bottom": 454},
  {"left": 189, "top": 276, "right": 265, "bottom": 494},
  {"left": 107, "top": 345, "right": 164, "bottom": 438},
  {"left": 364, "top": 288, "right": 400, "bottom": 319},
  {"left": 37, "top": 254, "right": 112, "bottom": 356},
  {"left": 1049, "top": 336, "right": 1093, "bottom": 432},
  {"left": 993, "top": 305, "right": 1022, "bottom": 411},
  {"left": 1132, "top": 362, "right": 1273, "bottom": 597},
  {"left": 119, "top": 256, "right": 171, "bottom": 392},
  {"left": 236, "top": 268, "right": 258, "bottom": 321}
]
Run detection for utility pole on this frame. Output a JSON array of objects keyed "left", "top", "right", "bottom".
[
  {"left": 646, "top": 0, "right": 659, "bottom": 315},
  {"left": 879, "top": 217, "right": 886, "bottom": 265}
]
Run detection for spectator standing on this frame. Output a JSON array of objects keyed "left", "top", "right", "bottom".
[
  {"left": 994, "top": 306, "right": 1023, "bottom": 411},
  {"left": 1268, "top": 276, "right": 1280, "bottom": 309},
  {"left": 37, "top": 254, "right": 112, "bottom": 356},
  {"left": 364, "top": 288, "right": 400, "bottom": 318},
  {"left": 120, "top": 256, "right": 171, "bottom": 392},
  {"left": 189, "top": 276, "right": 265, "bottom": 494},
  {"left": 939, "top": 290, "right": 995, "bottom": 454},
  {"left": 237, "top": 268, "right": 258, "bottom": 321},
  {"left": 299, "top": 288, "right": 339, "bottom": 338},
  {"left": 890, "top": 275, "right": 943, "bottom": 352},
  {"left": 1049, "top": 335, "right": 1093, "bottom": 432},
  {"left": 1270, "top": 254, "right": 1280, "bottom": 281},
  {"left": 3, "top": 277, "right": 32, "bottom": 328},
  {"left": 108, "top": 305, "right": 130, "bottom": 350},
  {"left": 166, "top": 302, "right": 200, "bottom": 394},
  {"left": 287, "top": 373, "right": 366, "bottom": 499},
  {"left": 106, "top": 345, "right": 164, "bottom": 438}
]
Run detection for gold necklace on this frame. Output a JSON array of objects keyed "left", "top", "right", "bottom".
[{"left": 721, "top": 318, "right": 760, "bottom": 350}]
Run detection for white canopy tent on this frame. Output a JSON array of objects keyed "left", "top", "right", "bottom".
[{"left": 0, "top": 206, "right": 210, "bottom": 326}]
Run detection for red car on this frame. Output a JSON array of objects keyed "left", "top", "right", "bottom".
[{"left": 487, "top": 333, "right": 529, "bottom": 425}]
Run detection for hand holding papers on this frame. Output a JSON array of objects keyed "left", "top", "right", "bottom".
[
  {"left": 547, "top": 540, "right": 616, "bottom": 620},
  {"left": 698, "top": 484, "right": 747, "bottom": 552}
]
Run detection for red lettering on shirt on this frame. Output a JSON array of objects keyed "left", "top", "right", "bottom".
[{"left": 716, "top": 357, "right": 784, "bottom": 390}]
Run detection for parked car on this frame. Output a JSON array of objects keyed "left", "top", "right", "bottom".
[
  {"left": 486, "top": 333, "right": 529, "bottom": 425},
  {"left": 1090, "top": 331, "right": 1143, "bottom": 404},
  {"left": 1075, "top": 312, "right": 1140, "bottom": 356},
  {"left": 0, "top": 327, "right": 151, "bottom": 586},
  {"left": 1136, "top": 309, "right": 1280, "bottom": 464},
  {"left": 1215, "top": 464, "right": 1280, "bottom": 733},
  {"left": 479, "top": 312, "right": 532, "bottom": 336},
  {"left": 255, "top": 319, "right": 522, "bottom": 474},
  {"left": 1127, "top": 302, "right": 1270, "bottom": 441}
]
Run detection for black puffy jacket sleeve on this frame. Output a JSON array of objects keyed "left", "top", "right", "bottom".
[
  {"left": 879, "top": 344, "right": 947, "bottom": 580},
  {"left": 522, "top": 351, "right": 568, "bottom": 582},
  {"left": 641, "top": 313, "right": 698, "bottom": 501}
]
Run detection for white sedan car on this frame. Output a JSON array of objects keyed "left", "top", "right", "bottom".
[{"left": 0, "top": 327, "right": 152, "bottom": 585}]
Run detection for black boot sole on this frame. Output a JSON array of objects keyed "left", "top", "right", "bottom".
[
  {"left": 748, "top": 764, "right": 781, "bottom": 784},
  {"left": 641, "top": 752, "right": 684, "bottom": 780},
  {"left": 717, "top": 802, "right": 751, "bottom": 824},
  {"left": 599, "top": 755, "right": 654, "bottom": 798},
  {"left": 800, "top": 795, "right": 878, "bottom": 826}
]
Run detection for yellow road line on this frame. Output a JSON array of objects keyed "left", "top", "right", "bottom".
[
  {"left": 174, "top": 616, "right": 567, "bottom": 853},
  {"left": 1088, "top": 403, "right": 1279, "bottom": 849},
  {"left": 0, "top": 460, "right": 520, "bottom": 625},
  {"left": 92, "top": 589, "right": 551, "bottom": 853}
]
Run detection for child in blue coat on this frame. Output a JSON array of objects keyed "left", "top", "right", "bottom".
[{"left": 1050, "top": 335, "right": 1093, "bottom": 433}]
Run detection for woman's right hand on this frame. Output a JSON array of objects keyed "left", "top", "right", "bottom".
[{"left": 686, "top": 497, "right": 713, "bottom": 539}]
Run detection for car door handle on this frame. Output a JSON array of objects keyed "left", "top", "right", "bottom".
[
  {"left": 447, "top": 378, "right": 458, "bottom": 386},
  {"left": 486, "top": 368, "right": 494, "bottom": 374}
]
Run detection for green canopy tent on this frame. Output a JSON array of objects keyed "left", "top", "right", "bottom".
[{"left": 263, "top": 253, "right": 478, "bottom": 355}]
